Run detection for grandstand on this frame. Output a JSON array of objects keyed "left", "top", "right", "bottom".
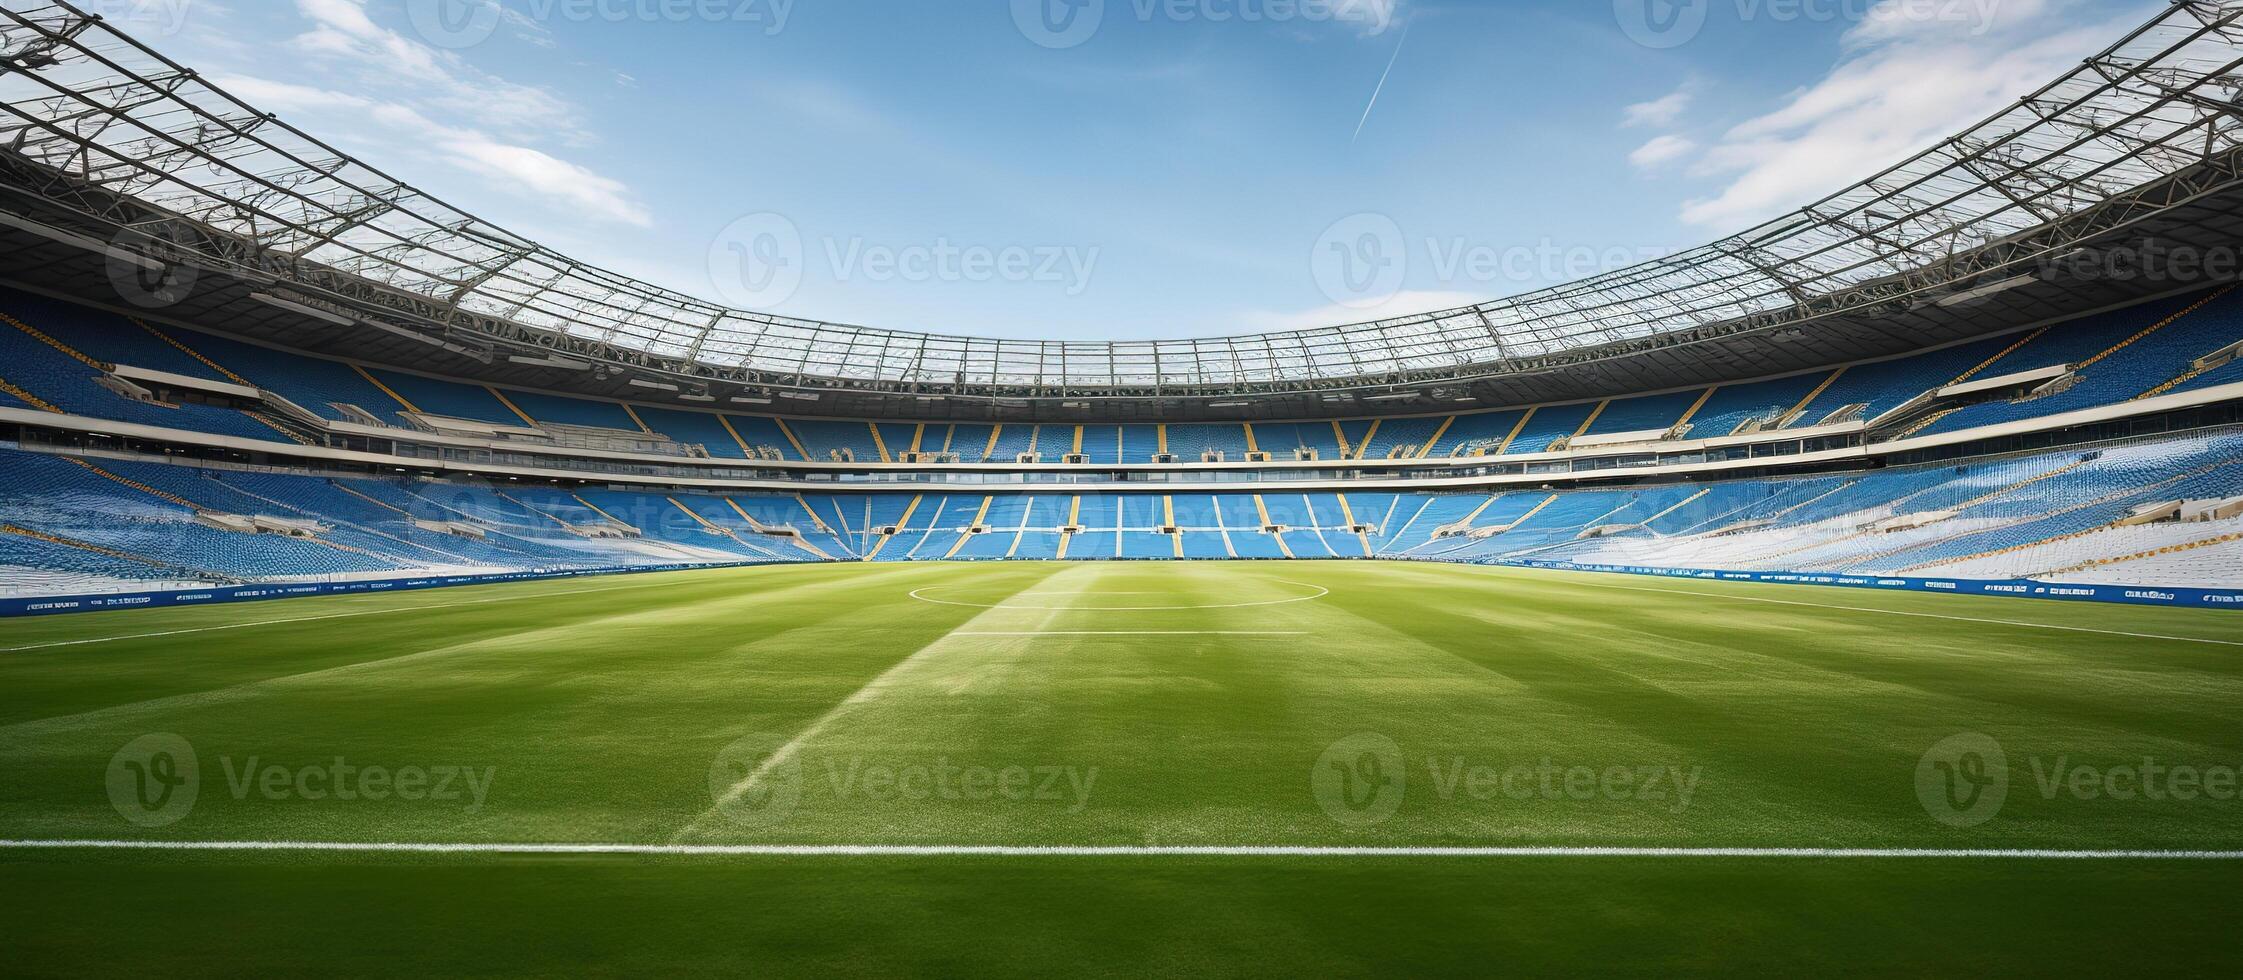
[
  {"left": 5, "top": 2, "right": 2243, "bottom": 974},
  {"left": 3, "top": 272, "right": 2240, "bottom": 605}
]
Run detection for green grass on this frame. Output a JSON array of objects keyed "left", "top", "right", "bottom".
[{"left": 4, "top": 561, "right": 2241, "bottom": 976}]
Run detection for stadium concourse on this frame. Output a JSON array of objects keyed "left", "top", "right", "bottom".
[{"left": 2, "top": 281, "right": 2242, "bottom": 606}]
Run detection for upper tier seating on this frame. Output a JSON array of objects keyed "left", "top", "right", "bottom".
[
  {"left": 0, "top": 303, "right": 295, "bottom": 444},
  {"left": 1678, "top": 374, "right": 1829, "bottom": 438},
  {"left": 1917, "top": 288, "right": 2243, "bottom": 436},
  {"left": 8, "top": 283, "right": 2235, "bottom": 466},
  {"left": 1584, "top": 390, "right": 1704, "bottom": 437}
]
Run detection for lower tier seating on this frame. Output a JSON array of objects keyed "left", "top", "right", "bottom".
[{"left": 6, "top": 427, "right": 2242, "bottom": 596}]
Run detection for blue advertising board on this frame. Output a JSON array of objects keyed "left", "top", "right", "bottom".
[
  {"left": 0, "top": 561, "right": 776, "bottom": 618},
  {"left": 1504, "top": 560, "right": 2243, "bottom": 609}
]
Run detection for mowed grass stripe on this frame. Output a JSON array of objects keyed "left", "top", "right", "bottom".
[
  {"left": 0, "top": 564, "right": 958, "bottom": 730},
  {"left": 7, "top": 561, "right": 2243, "bottom": 977},
  {"left": 0, "top": 565, "right": 954, "bottom": 738},
  {"left": 0, "top": 564, "right": 1068, "bottom": 844},
  {"left": 0, "top": 578, "right": 693, "bottom": 654},
  {"left": 1465, "top": 564, "right": 2243, "bottom": 645},
  {"left": 7, "top": 840, "right": 2243, "bottom": 859},
  {"left": 1338, "top": 561, "right": 2243, "bottom": 776},
  {"left": 3, "top": 562, "right": 2238, "bottom": 852},
  {"left": 1533, "top": 572, "right": 2243, "bottom": 647},
  {"left": 676, "top": 564, "right": 1079, "bottom": 841}
]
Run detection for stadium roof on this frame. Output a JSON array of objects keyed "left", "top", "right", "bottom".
[{"left": 2, "top": 1, "right": 2243, "bottom": 421}]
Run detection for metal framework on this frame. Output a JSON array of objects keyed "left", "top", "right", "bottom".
[{"left": 2, "top": 0, "right": 2242, "bottom": 400}]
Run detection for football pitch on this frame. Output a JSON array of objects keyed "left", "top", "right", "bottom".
[{"left": 4, "top": 561, "right": 2241, "bottom": 976}]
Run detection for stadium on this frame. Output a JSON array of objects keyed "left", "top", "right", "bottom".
[{"left": 2, "top": 0, "right": 2241, "bottom": 974}]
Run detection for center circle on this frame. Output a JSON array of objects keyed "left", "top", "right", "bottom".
[{"left": 908, "top": 581, "right": 1331, "bottom": 611}]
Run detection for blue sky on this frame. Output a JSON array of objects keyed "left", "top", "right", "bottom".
[{"left": 131, "top": 0, "right": 2152, "bottom": 340}]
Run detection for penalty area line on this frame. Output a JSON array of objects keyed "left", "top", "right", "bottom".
[{"left": 2, "top": 840, "right": 2239, "bottom": 860}]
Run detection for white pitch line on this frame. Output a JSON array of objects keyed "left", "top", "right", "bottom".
[
  {"left": 674, "top": 573, "right": 1076, "bottom": 842},
  {"left": 954, "top": 631, "right": 1307, "bottom": 636},
  {"left": 0, "top": 578, "right": 696, "bottom": 654},
  {"left": 2, "top": 840, "right": 2238, "bottom": 860},
  {"left": 1521, "top": 574, "right": 2243, "bottom": 648}
]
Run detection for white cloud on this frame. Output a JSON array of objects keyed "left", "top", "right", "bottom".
[
  {"left": 441, "top": 139, "right": 652, "bottom": 227},
  {"left": 290, "top": 0, "right": 585, "bottom": 144},
  {"left": 1677, "top": 1, "right": 2150, "bottom": 230},
  {"left": 212, "top": 73, "right": 653, "bottom": 228},
  {"left": 1623, "top": 89, "right": 1692, "bottom": 128},
  {"left": 1629, "top": 135, "right": 1697, "bottom": 170},
  {"left": 1843, "top": 0, "right": 2049, "bottom": 47},
  {"left": 498, "top": 4, "right": 559, "bottom": 48}
]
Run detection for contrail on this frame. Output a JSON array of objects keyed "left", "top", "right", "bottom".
[{"left": 1352, "top": 23, "right": 1411, "bottom": 145}]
